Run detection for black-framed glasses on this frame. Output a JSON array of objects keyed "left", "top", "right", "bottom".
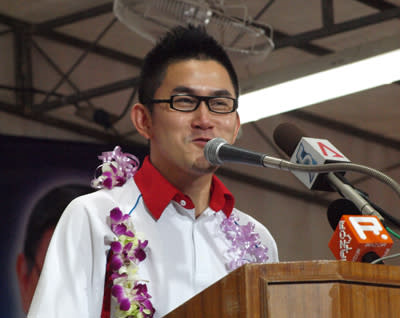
[{"left": 147, "top": 94, "right": 238, "bottom": 114}]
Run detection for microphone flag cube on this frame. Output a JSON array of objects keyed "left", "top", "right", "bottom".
[
  {"left": 328, "top": 215, "right": 393, "bottom": 262},
  {"left": 290, "top": 137, "right": 350, "bottom": 190}
]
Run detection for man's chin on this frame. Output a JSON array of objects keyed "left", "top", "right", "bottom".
[{"left": 192, "top": 159, "right": 218, "bottom": 174}]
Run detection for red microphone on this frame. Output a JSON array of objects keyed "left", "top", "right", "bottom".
[{"left": 328, "top": 214, "right": 393, "bottom": 262}]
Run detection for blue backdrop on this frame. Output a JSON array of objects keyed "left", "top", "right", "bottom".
[{"left": 0, "top": 134, "right": 147, "bottom": 317}]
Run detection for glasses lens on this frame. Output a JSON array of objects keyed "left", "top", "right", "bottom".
[
  {"left": 208, "top": 97, "right": 235, "bottom": 113},
  {"left": 172, "top": 95, "right": 198, "bottom": 111}
]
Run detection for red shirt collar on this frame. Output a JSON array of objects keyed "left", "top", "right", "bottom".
[{"left": 134, "top": 156, "right": 235, "bottom": 220}]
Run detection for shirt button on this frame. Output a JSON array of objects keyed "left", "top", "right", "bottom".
[{"left": 180, "top": 200, "right": 186, "bottom": 207}]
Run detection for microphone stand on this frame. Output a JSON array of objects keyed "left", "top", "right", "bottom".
[{"left": 327, "top": 173, "right": 384, "bottom": 221}]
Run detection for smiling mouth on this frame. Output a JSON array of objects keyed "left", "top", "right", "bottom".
[{"left": 192, "top": 137, "right": 212, "bottom": 145}]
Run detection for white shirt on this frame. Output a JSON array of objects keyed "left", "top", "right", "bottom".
[{"left": 28, "top": 158, "right": 278, "bottom": 318}]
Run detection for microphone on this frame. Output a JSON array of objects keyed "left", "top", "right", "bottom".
[
  {"left": 273, "top": 122, "right": 350, "bottom": 191},
  {"left": 326, "top": 199, "right": 382, "bottom": 263},
  {"left": 205, "top": 135, "right": 400, "bottom": 223},
  {"left": 273, "top": 122, "right": 384, "bottom": 220},
  {"left": 328, "top": 211, "right": 393, "bottom": 262},
  {"left": 327, "top": 198, "right": 361, "bottom": 230},
  {"left": 204, "top": 137, "right": 326, "bottom": 170},
  {"left": 203, "top": 138, "right": 287, "bottom": 169},
  {"left": 204, "top": 137, "right": 265, "bottom": 166}
]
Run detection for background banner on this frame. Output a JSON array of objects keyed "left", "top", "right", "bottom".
[{"left": 0, "top": 134, "right": 147, "bottom": 317}]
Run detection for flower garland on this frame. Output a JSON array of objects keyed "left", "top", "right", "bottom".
[
  {"left": 92, "top": 146, "right": 269, "bottom": 317},
  {"left": 91, "top": 146, "right": 140, "bottom": 189},
  {"left": 109, "top": 207, "right": 155, "bottom": 318},
  {"left": 220, "top": 215, "right": 269, "bottom": 271},
  {"left": 93, "top": 147, "right": 154, "bottom": 318}
]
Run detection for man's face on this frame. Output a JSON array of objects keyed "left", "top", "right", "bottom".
[{"left": 136, "top": 59, "right": 240, "bottom": 178}]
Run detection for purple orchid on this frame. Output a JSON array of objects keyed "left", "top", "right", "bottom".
[
  {"left": 134, "top": 240, "right": 148, "bottom": 262},
  {"left": 110, "top": 254, "right": 123, "bottom": 271},
  {"left": 111, "top": 241, "right": 122, "bottom": 253},
  {"left": 134, "top": 284, "right": 155, "bottom": 316},
  {"left": 119, "top": 298, "right": 131, "bottom": 311},
  {"left": 91, "top": 146, "right": 140, "bottom": 189},
  {"left": 221, "top": 214, "right": 269, "bottom": 271},
  {"left": 108, "top": 207, "right": 154, "bottom": 318}
]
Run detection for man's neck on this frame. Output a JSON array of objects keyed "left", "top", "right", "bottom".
[
  {"left": 166, "top": 171, "right": 213, "bottom": 218},
  {"left": 151, "top": 159, "right": 214, "bottom": 218},
  {"left": 178, "top": 174, "right": 213, "bottom": 218}
]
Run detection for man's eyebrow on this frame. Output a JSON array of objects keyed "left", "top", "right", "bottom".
[
  {"left": 212, "top": 89, "right": 234, "bottom": 97},
  {"left": 172, "top": 86, "right": 195, "bottom": 94},
  {"left": 172, "top": 86, "right": 234, "bottom": 97}
]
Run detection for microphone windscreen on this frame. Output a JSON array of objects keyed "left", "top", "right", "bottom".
[
  {"left": 204, "top": 138, "right": 227, "bottom": 165},
  {"left": 327, "top": 198, "right": 361, "bottom": 230},
  {"left": 273, "top": 122, "right": 308, "bottom": 157}
]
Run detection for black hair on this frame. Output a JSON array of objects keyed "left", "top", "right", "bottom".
[
  {"left": 23, "top": 184, "right": 93, "bottom": 272},
  {"left": 138, "top": 25, "right": 239, "bottom": 111}
]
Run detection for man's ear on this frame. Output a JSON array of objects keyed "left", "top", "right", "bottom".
[{"left": 130, "top": 103, "right": 152, "bottom": 140}]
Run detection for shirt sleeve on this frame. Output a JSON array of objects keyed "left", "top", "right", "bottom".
[{"left": 27, "top": 194, "right": 115, "bottom": 318}]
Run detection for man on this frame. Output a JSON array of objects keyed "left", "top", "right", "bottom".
[{"left": 28, "top": 25, "right": 278, "bottom": 318}]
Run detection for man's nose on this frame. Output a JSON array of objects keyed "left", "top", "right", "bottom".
[{"left": 191, "top": 101, "right": 214, "bottom": 129}]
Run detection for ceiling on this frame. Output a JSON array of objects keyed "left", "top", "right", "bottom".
[{"left": 1, "top": 0, "right": 400, "bottom": 219}]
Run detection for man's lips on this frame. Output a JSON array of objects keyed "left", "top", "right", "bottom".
[{"left": 192, "top": 137, "right": 212, "bottom": 145}]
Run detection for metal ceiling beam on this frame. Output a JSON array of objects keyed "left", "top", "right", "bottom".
[
  {"left": 33, "top": 77, "right": 140, "bottom": 112},
  {"left": 31, "top": 39, "right": 96, "bottom": 109},
  {"left": 0, "top": 29, "right": 12, "bottom": 36},
  {"left": 35, "top": 3, "right": 113, "bottom": 30},
  {"left": 14, "top": 28, "right": 33, "bottom": 111},
  {"left": 0, "top": 13, "right": 29, "bottom": 28},
  {"left": 34, "top": 29, "right": 143, "bottom": 67},
  {"left": 288, "top": 109, "right": 400, "bottom": 151},
  {"left": 0, "top": 100, "right": 145, "bottom": 148},
  {"left": 251, "top": 0, "right": 333, "bottom": 56},
  {"left": 40, "top": 17, "right": 118, "bottom": 106},
  {"left": 0, "top": 12, "right": 143, "bottom": 67},
  {"left": 356, "top": 0, "right": 399, "bottom": 11},
  {"left": 31, "top": 3, "right": 142, "bottom": 67},
  {"left": 2, "top": 13, "right": 34, "bottom": 112},
  {"left": 321, "top": 0, "right": 335, "bottom": 27},
  {"left": 275, "top": 7, "right": 400, "bottom": 49},
  {"left": 274, "top": 30, "right": 333, "bottom": 56},
  {"left": 2, "top": 3, "right": 399, "bottom": 149}
]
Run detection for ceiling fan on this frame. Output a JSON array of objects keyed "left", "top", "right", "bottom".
[{"left": 114, "top": 0, "right": 274, "bottom": 61}]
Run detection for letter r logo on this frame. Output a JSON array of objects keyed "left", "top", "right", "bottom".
[{"left": 349, "top": 216, "right": 383, "bottom": 240}]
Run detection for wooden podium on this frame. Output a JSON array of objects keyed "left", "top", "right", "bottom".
[{"left": 164, "top": 260, "right": 400, "bottom": 318}]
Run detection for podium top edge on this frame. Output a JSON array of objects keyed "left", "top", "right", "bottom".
[{"left": 240, "top": 260, "right": 400, "bottom": 285}]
